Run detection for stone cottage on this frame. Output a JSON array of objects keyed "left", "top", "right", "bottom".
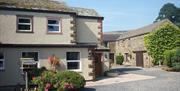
[
  {"left": 0, "top": 0, "right": 110, "bottom": 86},
  {"left": 105, "top": 19, "right": 171, "bottom": 67}
]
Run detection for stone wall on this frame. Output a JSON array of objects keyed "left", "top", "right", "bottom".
[{"left": 115, "top": 34, "right": 153, "bottom": 67}]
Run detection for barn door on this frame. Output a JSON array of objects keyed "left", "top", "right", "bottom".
[{"left": 135, "top": 51, "right": 144, "bottom": 67}]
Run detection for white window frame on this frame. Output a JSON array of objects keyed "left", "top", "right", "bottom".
[
  {"left": 17, "top": 16, "right": 32, "bottom": 32},
  {"left": 0, "top": 52, "right": 5, "bottom": 70},
  {"left": 66, "top": 52, "right": 81, "bottom": 72},
  {"left": 47, "top": 18, "right": 61, "bottom": 33},
  {"left": 21, "top": 51, "right": 39, "bottom": 61}
]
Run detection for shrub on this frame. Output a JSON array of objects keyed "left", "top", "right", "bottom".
[
  {"left": 116, "top": 53, "right": 124, "bottom": 65},
  {"left": 164, "top": 48, "right": 180, "bottom": 66},
  {"left": 31, "top": 67, "right": 47, "bottom": 77},
  {"left": 32, "top": 71, "right": 58, "bottom": 91},
  {"left": 29, "top": 67, "right": 47, "bottom": 83},
  {"left": 172, "top": 63, "right": 180, "bottom": 71},
  {"left": 57, "top": 71, "right": 86, "bottom": 90},
  {"left": 163, "top": 49, "right": 176, "bottom": 67},
  {"left": 32, "top": 70, "right": 86, "bottom": 91},
  {"left": 163, "top": 47, "right": 180, "bottom": 71}
]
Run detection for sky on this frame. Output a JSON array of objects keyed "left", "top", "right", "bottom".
[{"left": 59, "top": 0, "right": 180, "bottom": 32}]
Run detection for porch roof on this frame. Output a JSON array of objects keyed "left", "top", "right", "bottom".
[{"left": 95, "top": 45, "right": 110, "bottom": 52}]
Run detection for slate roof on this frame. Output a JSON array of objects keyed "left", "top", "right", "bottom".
[
  {"left": 103, "top": 31, "right": 126, "bottom": 42},
  {"left": 0, "top": 0, "right": 101, "bottom": 17},
  {"left": 71, "top": 7, "right": 101, "bottom": 17},
  {"left": 0, "top": 0, "right": 70, "bottom": 11},
  {"left": 117, "top": 19, "right": 170, "bottom": 40}
]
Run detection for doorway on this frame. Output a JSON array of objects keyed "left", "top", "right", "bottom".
[
  {"left": 135, "top": 51, "right": 144, "bottom": 67},
  {"left": 109, "top": 53, "right": 114, "bottom": 63},
  {"left": 94, "top": 53, "right": 102, "bottom": 77}
]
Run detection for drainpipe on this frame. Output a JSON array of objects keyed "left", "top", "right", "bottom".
[{"left": 25, "top": 72, "right": 28, "bottom": 91}]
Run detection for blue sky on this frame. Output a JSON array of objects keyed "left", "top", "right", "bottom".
[{"left": 59, "top": 0, "right": 180, "bottom": 32}]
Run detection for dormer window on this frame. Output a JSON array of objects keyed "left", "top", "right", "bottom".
[
  {"left": 47, "top": 18, "right": 61, "bottom": 33},
  {"left": 17, "top": 16, "right": 33, "bottom": 32}
]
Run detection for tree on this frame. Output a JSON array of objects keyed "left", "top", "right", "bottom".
[
  {"left": 155, "top": 3, "right": 180, "bottom": 28},
  {"left": 144, "top": 21, "right": 180, "bottom": 65}
]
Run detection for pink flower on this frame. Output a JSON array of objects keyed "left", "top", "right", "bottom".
[
  {"left": 32, "top": 76, "right": 35, "bottom": 80},
  {"left": 45, "top": 83, "right": 52, "bottom": 90},
  {"left": 64, "top": 83, "right": 75, "bottom": 91}
]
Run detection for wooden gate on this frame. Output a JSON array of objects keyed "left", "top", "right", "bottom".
[{"left": 135, "top": 51, "right": 144, "bottom": 67}]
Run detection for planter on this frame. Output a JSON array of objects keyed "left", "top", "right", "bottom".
[{"left": 106, "top": 72, "right": 119, "bottom": 77}]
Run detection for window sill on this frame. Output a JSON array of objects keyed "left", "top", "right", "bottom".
[
  {"left": 47, "top": 32, "right": 63, "bottom": 35},
  {"left": 16, "top": 31, "right": 34, "bottom": 33},
  {"left": 68, "top": 69, "right": 82, "bottom": 72}
]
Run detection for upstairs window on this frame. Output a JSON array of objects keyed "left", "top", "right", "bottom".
[
  {"left": 0, "top": 52, "right": 5, "bottom": 70},
  {"left": 17, "top": 16, "right": 33, "bottom": 32},
  {"left": 47, "top": 18, "right": 61, "bottom": 33},
  {"left": 66, "top": 52, "right": 81, "bottom": 71}
]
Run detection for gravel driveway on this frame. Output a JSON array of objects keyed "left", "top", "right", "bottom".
[{"left": 83, "top": 66, "right": 180, "bottom": 91}]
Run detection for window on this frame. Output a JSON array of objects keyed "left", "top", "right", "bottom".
[
  {"left": 66, "top": 52, "right": 81, "bottom": 70},
  {"left": 21, "top": 52, "right": 39, "bottom": 61},
  {"left": 104, "top": 42, "right": 108, "bottom": 47},
  {"left": 0, "top": 52, "right": 5, "bottom": 70},
  {"left": 47, "top": 18, "right": 61, "bottom": 33},
  {"left": 125, "top": 53, "right": 129, "bottom": 62},
  {"left": 17, "top": 16, "right": 33, "bottom": 32}
]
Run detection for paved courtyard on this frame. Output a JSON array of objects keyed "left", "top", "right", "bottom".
[{"left": 83, "top": 66, "right": 180, "bottom": 91}]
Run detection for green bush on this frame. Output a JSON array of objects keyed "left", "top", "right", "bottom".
[
  {"left": 116, "top": 53, "right": 124, "bottom": 65},
  {"left": 32, "top": 70, "right": 85, "bottom": 91},
  {"left": 31, "top": 67, "right": 47, "bottom": 77},
  {"left": 32, "top": 71, "right": 58, "bottom": 91},
  {"left": 164, "top": 48, "right": 180, "bottom": 66},
  {"left": 172, "top": 63, "right": 180, "bottom": 71},
  {"left": 163, "top": 49, "right": 176, "bottom": 67},
  {"left": 163, "top": 48, "right": 180, "bottom": 71},
  {"left": 57, "top": 71, "right": 86, "bottom": 89}
]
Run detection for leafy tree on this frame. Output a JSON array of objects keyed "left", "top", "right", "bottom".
[
  {"left": 155, "top": 3, "right": 180, "bottom": 28},
  {"left": 176, "top": 34, "right": 180, "bottom": 46},
  {"left": 144, "top": 21, "right": 180, "bottom": 65}
]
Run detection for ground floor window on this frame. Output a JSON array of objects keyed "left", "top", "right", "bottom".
[
  {"left": 21, "top": 52, "right": 39, "bottom": 61},
  {"left": 0, "top": 52, "right": 5, "bottom": 70},
  {"left": 66, "top": 52, "right": 81, "bottom": 70}
]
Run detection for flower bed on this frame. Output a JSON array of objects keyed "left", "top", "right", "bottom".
[{"left": 31, "top": 70, "right": 86, "bottom": 91}]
